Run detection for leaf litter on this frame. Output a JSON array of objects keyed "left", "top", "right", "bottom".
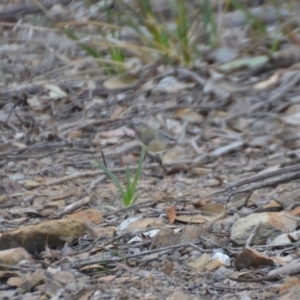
[{"left": 1, "top": 0, "right": 300, "bottom": 299}]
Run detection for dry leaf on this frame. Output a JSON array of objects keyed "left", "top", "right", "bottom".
[
  {"left": 162, "top": 261, "right": 174, "bottom": 275},
  {"left": 262, "top": 200, "right": 282, "bottom": 210},
  {"left": 200, "top": 203, "right": 226, "bottom": 217},
  {"left": 186, "top": 253, "right": 211, "bottom": 273},
  {"left": 167, "top": 206, "right": 176, "bottom": 224},
  {"left": 97, "top": 275, "right": 116, "bottom": 282},
  {"left": 154, "top": 76, "right": 195, "bottom": 93},
  {"left": 175, "top": 108, "right": 204, "bottom": 123},
  {"left": 67, "top": 130, "right": 82, "bottom": 139},
  {"left": 121, "top": 153, "right": 139, "bottom": 164},
  {"left": 103, "top": 73, "right": 137, "bottom": 89},
  {"left": 44, "top": 83, "right": 67, "bottom": 98},
  {"left": 217, "top": 55, "right": 268, "bottom": 72},
  {"left": 80, "top": 264, "right": 105, "bottom": 272},
  {"left": 168, "top": 289, "right": 196, "bottom": 300},
  {"left": 175, "top": 203, "right": 226, "bottom": 224},
  {"left": 99, "top": 127, "right": 132, "bottom": 138},
  {"left": 11, "top": 141, "right": 26, "bottom": 149},
  {"left": 127, "top": 218, "right": 164, "bottom": 230},
  {"left": 111, "top": 105, "right": 129, "bottom": 119},
  {"left": 253, "top": 69, "right": 283, "bottom": 90},
  {"left": 92, "top": 227, "right": 117, "bottom": 238},
  {"left": 292, "top": 206, "right": 300, "bottom": 217},
  {"left": 279, "top": 277, "right": 300, "bottom": 296}
]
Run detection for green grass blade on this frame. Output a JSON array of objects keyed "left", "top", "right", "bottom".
[
  {"left": 175, "top": 0, "right": 188, "bottom": 45},
  {"left": 124, "top": 166, "right": 132, "bottom": 206},
  {"left": 61, "top": 28, "right": 102, "bottom": 58},
  {"left": 138, "top": 0, "right": 153, "bottom": 15},
  {"left": 125, "top": 166, "right": 132, "bottom": 191},
  {"left": 97, "top": 163, "right": 126, "bottom": 200},
  {"left": 132, "top": 0, "right": 169, "bottom": 49},
  {"left": 78, "top": 43, "right": 101, "bottom": 58},
  {"left": 117, "top": 0, "right": 146, "bottom": 25},
  {"left": 62, "top": 28, "right": 78, "bottom": 40},
  {"left": 202, "top": 0, "right": 218, "bottom": 47},
  {"left": 174, "top": 0, "right": 192, "bottom": 63}
]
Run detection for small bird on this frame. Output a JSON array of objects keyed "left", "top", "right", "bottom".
[{"left": 131, "top": 123, "right": 176, "bottom": 154}]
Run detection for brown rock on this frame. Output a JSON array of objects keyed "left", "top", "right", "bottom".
[
  {"left": 277, "top": 188, "right": 300, "bottom": 208},
  {"left": 234, "top": 247, "right": 274, "bottom": 269},
  {"left": 230, "top": 211, "right": 297, "bottom": 245},
  {"left": 0, "top": 219, "right": 86, "bottom": 254}
]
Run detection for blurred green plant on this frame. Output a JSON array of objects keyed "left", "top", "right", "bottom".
[
  {"left": 96, "top": 145, "right": 146, "bottom": 207},
  {"left": 59, "top": 0, "right": 204, "bottom": 69},
  {"left": 58, "top": 0, "right": 287, "bottom": 72},
  {"left": 228, "top": 0, "right": 267, "bottom": 35}
]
